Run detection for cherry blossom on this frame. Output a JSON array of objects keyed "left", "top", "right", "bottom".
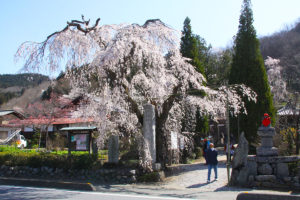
[{"left": 16, "top": 17, "right": 257, "bottom": 168}]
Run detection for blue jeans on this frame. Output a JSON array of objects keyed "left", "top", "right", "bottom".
[{"left": 207, "top": 164, "right": 218, "bottom": 181}]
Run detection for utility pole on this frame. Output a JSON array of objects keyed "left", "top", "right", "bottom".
[
  {"left": 295, "top": 92, "right": 299, "bottom": 154},
  {"left": 238, "top": 114, "right": 240, "bottom": 141},
  {"left": 226, "top": 81, "right": 231, "bottom": 184}
]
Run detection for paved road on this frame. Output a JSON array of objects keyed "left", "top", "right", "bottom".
[
  {"left": 2, "top": 185, "right": 297, "bottom": 200},
  {"left": 0, "top": 185, "right": 190, "bottom": 200}
]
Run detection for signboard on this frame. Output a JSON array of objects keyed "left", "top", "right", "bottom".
[
  {"left": 75, "top": 134, "right": 88, "bottom": 150},
  {"left": 69, "top": 133, "right": 90, "bottom": 151},
  {"left": 171, "top": 131, "right": 178, "bottom": 150}
]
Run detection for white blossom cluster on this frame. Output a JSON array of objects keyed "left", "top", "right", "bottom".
[{"left": 265, "top": 56, "right": 288, "bottom": 103}]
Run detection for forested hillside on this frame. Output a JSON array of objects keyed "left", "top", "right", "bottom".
[
  {"left": 260, "top": 21, "right": 300, "bottom": 92},
  {"left": 0, "top": 73, "right": 49, "bottom": 88},
  {"left": 0, "top": 73, "right": 50, "bottom": 105}
]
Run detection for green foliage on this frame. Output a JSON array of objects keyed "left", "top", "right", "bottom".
[
  {"left": 275, "top": 127, "right": 296, "bottom": 156},
  {"left": 120, "top": 159, "right": 139, "bottom": 168},
  {"left": 0, "top": 92, "right": 17, "bottom": 105},
  {"left": 41, "top": 86, "right": 53, "bottom": 100},
  {"left": 187, "top": 89, "right": 207, "bottom": 97},
  {"left": 229, "top": 0, "right": 275, "bottom": 143},
  {"left": 42, "top": 74, "right": 71, "bottom": 99},
  {"left": 194, "top": 147, "right": 203, "bottom": 159},
  {"left": 28, "top": 131, "right": 41, "bottom": 148},
  {"left": 56, "top": 71, "right": 65, "bottom": 80},
  {"left": 288, "top": 161, "right": 300, "bottom": 176},
  {"left": 180, "top": 17, "right": 206, "bottom": 75},
  {"left": 194, "top": 109, "right": 209, "bottom": 146},
  {"left": 0, "top": 145, "right": 20, "bottom": 152},
  {"left": 206, "top": 49, "right": 233, "bottom": 87}
]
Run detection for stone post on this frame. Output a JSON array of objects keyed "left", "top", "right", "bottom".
[
  {"left": 108, "top": 135, "right": 119, "bottom": 164},
  {"left": 256, "top": 126, "right": 278, "bottom": 157},
  {"left": 143, "top": 104, "right": 156, "bottom": 164}
]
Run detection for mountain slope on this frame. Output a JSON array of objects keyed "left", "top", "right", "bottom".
[
  {"left": 260, "top": 21, "right": 300, "bottom": 92},
  {"left": 0, "top": 73, "right": 50, "bottom": 106}
]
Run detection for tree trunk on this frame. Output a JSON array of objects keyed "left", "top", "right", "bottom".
[
  {"left": 155, "top": 83, "right": 182, "bottom": 168},
  {"left": 45, "top": 126, "right": 49, "bottom": 150},
  {"left": 296, "top": 114, "right": 299, "bottom": 154},
  {"left": 156, "top": 121, "right": 168, "bottom": 167},
  {"left": 38, "top": 129, "right": 42, "bottom": 150}
]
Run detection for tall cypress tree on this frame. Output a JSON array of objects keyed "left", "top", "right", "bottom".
[
  {"left": 229, "top": 0, "right": 275, "bottom": 143},
  {"left": 180, "top": 17, "right": 205, "bottom": 75}
]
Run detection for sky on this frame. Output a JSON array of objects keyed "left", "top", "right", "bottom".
[{"left": 0, "top": 0, "right": 300, "bottom": 76}]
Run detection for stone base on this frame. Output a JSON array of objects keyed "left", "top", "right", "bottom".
[
  {"left": 256, "top": 147, "right": 278, "bottom": 157},
  {"left": 152, "top": 163, "right": 161, "bottom": 171},
  {"left": 255, "top": 175, "right": 276, "bottom": 182}
]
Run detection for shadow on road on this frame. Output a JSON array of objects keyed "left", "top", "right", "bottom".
[{"left": 186, "top": 182, "right": 211, "bottom": 188}]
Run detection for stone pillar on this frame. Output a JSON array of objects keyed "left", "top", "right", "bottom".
[
  {"left": 256, "top": 126, "right": 278, "bottom": 157},
  {"left": 108, "top": 135, "right": 119, "bottom": 164},
  {"left": 143, "top": 104, "right": 156, "bottom": 163}
]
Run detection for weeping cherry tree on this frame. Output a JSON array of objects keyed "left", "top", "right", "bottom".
[{"left": 16, "top": 16, "right": 257, "bottom": 170}]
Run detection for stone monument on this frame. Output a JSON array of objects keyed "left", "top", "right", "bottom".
[
  {"left": 143, "top": 104, "right": 156, "bottom": 163},
  {"left": 108, "top": 135, "right": 119, "bottom": 164},
  {"left": 230, "top": 132, "right": 249, "bottom": 186},
  {"left": 231, "top": 113, "right": 300, "bottom": 189},
  {"left": 256, "top": 113, "right": 278, "bottom": 156},
  {"left": 256, "top": 126, "right": 278, "bottom": 156}
]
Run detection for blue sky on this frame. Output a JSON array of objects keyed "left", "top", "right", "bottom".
[{"left": 0, "top": 0, "right": 300, "bottom": 76}]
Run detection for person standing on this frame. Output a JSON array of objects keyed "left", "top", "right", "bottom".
[{"left": 206, "top": 143, "right": 218, "bottom": 183}]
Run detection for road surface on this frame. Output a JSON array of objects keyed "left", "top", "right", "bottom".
[{"left": 0, "top": 185, "right": 191, "bottom": 200}]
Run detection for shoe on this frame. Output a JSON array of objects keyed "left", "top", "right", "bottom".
[
  {"left": 215, "top": 178, "right": 218, "bottom": 181},
  {"left": 207, "top": 180, "right": 210, "bottom": 183}
]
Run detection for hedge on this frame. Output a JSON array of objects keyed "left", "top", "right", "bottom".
[{"left": 0, "top": 146, "right": 101, "bottom": 170}]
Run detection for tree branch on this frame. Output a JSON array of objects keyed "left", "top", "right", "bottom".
[{"left": 121, "top": 83, "right": 144, "bottom": 125}]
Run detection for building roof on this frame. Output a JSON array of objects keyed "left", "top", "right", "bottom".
[
  {"left": 277, "top": 107, "right": 299, "bottom": 116},
  {"left": 60, "top": 126, "right": 97, "bottom": 131},
  {"left": 0, "top": 110, "right": 25, "bottom": 119},
  {"left": 7, "top": 117, "right": 94, "bottom": 126}
]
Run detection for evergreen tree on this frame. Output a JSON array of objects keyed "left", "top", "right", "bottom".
[
  {"left": 194, "top": 108, "right": 209, "bottom": 146},
  {"left": 229, "top": 0, "right": 275, "bottom": 143},
  {"left": 180, "top": 17, "right": 205, "bottom": 75}
]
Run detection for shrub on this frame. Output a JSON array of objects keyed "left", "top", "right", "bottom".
[
  {"left": 137, "top": 172, "right": 160, "bottom": 182},
  {"left": 0, "top": 145, "right": 20, "bottom": 152},
  {"left": 120, "top": 159, "right": 139, "bottom": 168},
  {"left": 275, "top": 127, "right": 296, "bottom": 156},
  {"left": 0, "top": 150, "right": 100, "bottom": 170},
  {"left": 194, "top": 147, "right": 203, "bottom": 159},
  {"left": 288, "top": 161, "right": 299, "bottom": 176}
]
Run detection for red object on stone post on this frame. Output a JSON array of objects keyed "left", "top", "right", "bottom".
[{"left": 262, "top": 113, "right": 271, "bottom": 127}]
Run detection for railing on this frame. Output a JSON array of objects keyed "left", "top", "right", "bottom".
[{"left": 0, "top": 129, "right": 21, "bottom": 145}]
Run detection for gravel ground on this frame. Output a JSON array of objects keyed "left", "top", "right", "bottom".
[
  {"left": 95, "top": 150, "right": 297, "bottom": 199},
  {"left": 161, "top": 155, "right": 229, "bottom": 192}
]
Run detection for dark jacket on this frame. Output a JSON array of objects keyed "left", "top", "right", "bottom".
[{"left": 206, "top": 148, "right": 218, "bottom": 165}]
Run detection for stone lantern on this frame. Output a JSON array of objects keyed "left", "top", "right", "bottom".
[{"left": 256, "top": 126, "right": 278, "bottom": 156}]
